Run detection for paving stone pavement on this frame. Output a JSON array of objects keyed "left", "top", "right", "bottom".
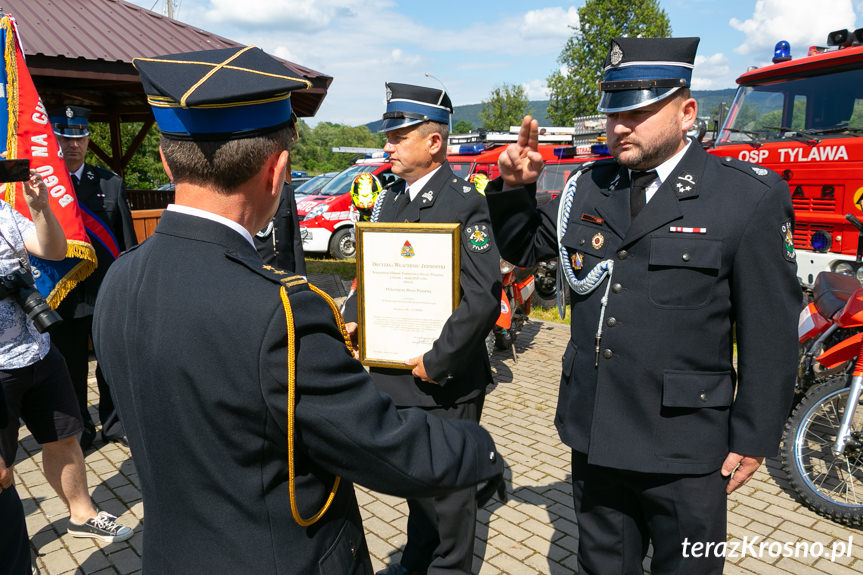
[{"left": 13, "top": 319, "right": 863, "bottom": 574}]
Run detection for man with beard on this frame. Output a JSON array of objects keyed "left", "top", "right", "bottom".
[{"left": 484, "top": 37, "right": 799, "bottom": 574}]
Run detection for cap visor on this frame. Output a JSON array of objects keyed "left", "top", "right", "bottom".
[
  {"left": 379, "top": 117, "right": 424, "bottom": 133},
  {"left": 597, "top": 87, "right": 681, "bottom": 114}
]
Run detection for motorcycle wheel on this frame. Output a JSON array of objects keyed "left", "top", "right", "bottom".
[{"left": 781, "top": 374, "right": 863, "bottom": 526}]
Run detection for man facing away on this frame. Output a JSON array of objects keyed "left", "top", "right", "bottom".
[
  {"left": 93, "top": 46, "right": 503, "bottom": 574},
  {"left": 485, "top": 36, "right": 799, "bottom": 574}
]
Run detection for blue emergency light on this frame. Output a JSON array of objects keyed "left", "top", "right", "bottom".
[
  {"left": 458, "top": 143, "right": 486, "bottom": 155},
  {"left": 591, "top": 143, "right": 609, "bottom": 156},
  {"left": 773, "top": 41, "right": 791, "bottom": 63}
]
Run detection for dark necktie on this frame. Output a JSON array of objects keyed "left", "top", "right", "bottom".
[
  {"left": 630, "top": 170, "right": 657, "bottom": 219},
  {"left": 71, "top": 173, "right": 80, "bottom": 187},
  {"left": 396, "top": 188, "right": 411, "bottom": 218}
]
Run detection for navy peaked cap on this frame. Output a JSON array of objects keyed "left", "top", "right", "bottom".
[
  {"left": 133, "top": 46, "right": 311, "bottom": 140},
  {"left": 49, "top": 105, "right": 90, "bottom": 138},
  {"left": 598, "top": 37, "right": 700, "bottom": 114},
  {"left": 379, "top": 82, "right": 453, "bottom": 133}
]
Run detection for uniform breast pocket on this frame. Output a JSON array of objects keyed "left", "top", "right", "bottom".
[
  {"left": 648, "top": 237, "right": 721, "bottom": 309},
  {"left": 561, "top": 223, "right": 610, "bottom": 277}
]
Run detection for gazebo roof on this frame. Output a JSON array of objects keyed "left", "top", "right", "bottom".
[{"left": 3, "top": 0, "right": 332, "bottom": 122}]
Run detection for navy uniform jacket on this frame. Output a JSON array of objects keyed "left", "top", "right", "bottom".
[
  {"left": 92, "top": 211, "right": 502, "bottom": 575},
  {"left": 345, "top": 162, "right": 502, "bottom": 407},
  {"left": 485, "top": 143, "right": 800, "bottom": 475},
  {"left": 60, "top": 163, "right": 137, "bottom": 318},
  {"left": 255, "top": 182, "right": 306, "bottom": 275}
]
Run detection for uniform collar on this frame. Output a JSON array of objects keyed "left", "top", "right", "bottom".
[
  {"left": 167, "top": 204, "right": 255, "bottom": 248},
  {"left": 405, "top": 165, "right": 442, "bottom": 201}
]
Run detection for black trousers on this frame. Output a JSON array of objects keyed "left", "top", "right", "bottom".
[
  {"left": 0, "top": 485, "right": 31, "bottom": 575},
  {"left": 399, "top": 396, "right": 483, "bottom": 575},
  {"left": 571, "top": 451, "right": 726, "bottom": 575},
  {"left": 51, "top": 314, "right": 123, "bottom": 438}
]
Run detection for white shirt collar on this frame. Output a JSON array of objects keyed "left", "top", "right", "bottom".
[
  {"left": 166, "top": 204, "right": 256, "bottom": 248},
  {"left": 70, "top": 164, "right": 85, "bottom": 181},
  {"left": 405, "top": 166, "right": 442, "bottom": 201},
  {"left": 630, "top": 138, "right": 692, "bottom": 202}
]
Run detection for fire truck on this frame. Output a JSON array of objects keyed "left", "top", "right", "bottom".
[{"left": 708, "top": 29, "right": 863, "bottom": 288}]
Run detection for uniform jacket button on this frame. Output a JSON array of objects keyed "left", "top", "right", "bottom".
[
  {"left": 617, "top": 249, "right": 628, "bottom": 260},
  {"left": 611, "top": 283, "right": 622, "bottom": 293},
  {"left": 682, "top": 252, "right": 691, "bottom": 262},
  {"left": 602, "top": 349, "right": 613, "bottom": 359},
  {"left": 606, "top": 317, "right": 617, "bottom": 327},
  {"left": 699, "top": 392, "right": 708, "bottom": 402},
  {"left": 489, "top": 451, "right": 497, "bottom": 463},
  {"left": 579, "top": 239, "right": 586, "bottom": 246}
]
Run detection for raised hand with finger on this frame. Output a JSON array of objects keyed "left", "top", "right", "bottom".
[{"left": 498, "top": 115, "right": 544, "bottom": 188}]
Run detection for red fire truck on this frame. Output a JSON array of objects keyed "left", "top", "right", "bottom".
[{"left": 709, "top": 29, "right": 863, "bottom": 288}]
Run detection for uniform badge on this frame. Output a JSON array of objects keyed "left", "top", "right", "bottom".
[
  {"left": 753, "top": 167, "right": 769, "bottom": 176},
  {"left": 609, "top": 41, "right": 624, "bottom": 67},
  {"left": 591, "top": 232, "right": 604, "bottom": 250},
  {"left": 466, "top": 224, "right": 491, "bottom": 252},
  {"left": 87, "top": 170, "right": 95, "bottom": 181},
  {"left": 65, "top": 106, "right": 74, "bottom": 118},
  {"left": 581, "top": 213, "right": 603, "bottom": 225},
  {"left": 571, "top": 251, "right": 583, "bottom": 270},
  {"left": 676, "top": 173, "right": 695, "bottom": 193},
  {"left": 781, "top": 221, "right": 796, "bottom": 262},
  {"left": 421, "top": 190, "right": 434, "bottom": 203},
  {"left": 401, "top": 240, "right": 415, "bottom": 258}
]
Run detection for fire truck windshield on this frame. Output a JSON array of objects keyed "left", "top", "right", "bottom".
[{"left": 717, "top": 67, "right": 863, "bottom": 146}]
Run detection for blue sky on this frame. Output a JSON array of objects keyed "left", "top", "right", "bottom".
[{"left": 128, "top": 0, "right": 863, "bottom": 126}]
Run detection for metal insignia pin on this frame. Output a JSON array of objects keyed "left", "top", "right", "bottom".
[
  {"left": 422, "top": 190, "right": 434, "bottom": 202},
  {"left": 610, "top": 41, "right": 624, "bottom": 66},
  {"left": 591, "top": 232, "right": 604, "bottom": 250},
  {"left": 753, "top": 167, "right": 769, "bottom": 176},
  {"left": 572, "top": 252, "right": 583, "bottom": 270}
]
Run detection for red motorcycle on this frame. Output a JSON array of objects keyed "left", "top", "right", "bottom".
[
  {"left": 492, "top": 260, "right": 535, "bottom": 362},
  {"left": 781, "top": 213, "right": 863, "bottom": 526}
]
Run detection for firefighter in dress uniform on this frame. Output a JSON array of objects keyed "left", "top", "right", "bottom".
[
  {"left": 484, "top": 37, "right": 800, "bottom": 574},
  {"left": 343, "top": 82, "right": 503, "bottom": 575}
]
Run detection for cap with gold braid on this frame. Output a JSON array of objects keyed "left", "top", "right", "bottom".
[{"left": 133, "top": 46, "right": 311, "bottom": 141}]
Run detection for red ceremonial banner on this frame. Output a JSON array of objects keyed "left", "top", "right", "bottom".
[{"left": 1, "top": 14, "right": 96, "bottom": 306}]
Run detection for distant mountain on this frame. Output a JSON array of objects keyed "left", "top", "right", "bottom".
[{"left": 362, "top": 89, "right": 737, "bottom": 132}]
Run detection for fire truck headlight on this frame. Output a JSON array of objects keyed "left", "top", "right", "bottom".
[
  {"left": 500, "top": 260, "right": 515, "bottom": 274},
  {"left": 810, "top": 230, "right": 833, "bottom": 252},
  {"left": 856, "top": 266, "right": 863, "bottom": 283},
  {"left": 834, "top": 262, "right": 855, "bottom": 276}
]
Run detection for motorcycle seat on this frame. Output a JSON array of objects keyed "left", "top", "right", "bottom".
[{"left": 813, "top": 272, "right": 861, "bottom": 319}]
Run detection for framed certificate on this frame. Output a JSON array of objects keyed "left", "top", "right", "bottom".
[{"left": 356, "top": 222, "right": 461, "bottom": 368}]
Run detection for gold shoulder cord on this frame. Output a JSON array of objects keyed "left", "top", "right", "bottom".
[{"left": 279, "top": 280, "right": 351, "bottom": 526}]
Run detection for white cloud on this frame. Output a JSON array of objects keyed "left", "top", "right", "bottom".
[
  {"left": 730, "top": 0, "right": 857, "bottom": 55},
  {"left": 520, "top": 7, "right": 579, "bottom": 40},
  {"left": 691, "top": 52, "right": 732, "bottom": 89},
  {"left": 522, "top": 79, "right": 550, "bottom": 100},
  {"left": 199, "top": 0, "right": 395, "bottom": 31}
]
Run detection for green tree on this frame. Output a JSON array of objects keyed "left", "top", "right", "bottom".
[
  {"left": 453, "top": 120, "right": 473, "bottom": 134},
  {"left": 479, "top": 84, "right": 534, "bottom": 131},
  {"left": 86, "top": 122, "right": 167, "bottom": 189},
  {"left": 290, "top": 120, "right": 385, "bottom": 173},
  {"left": 546, "top": 0, "right": 671, "bottom": 125}
]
